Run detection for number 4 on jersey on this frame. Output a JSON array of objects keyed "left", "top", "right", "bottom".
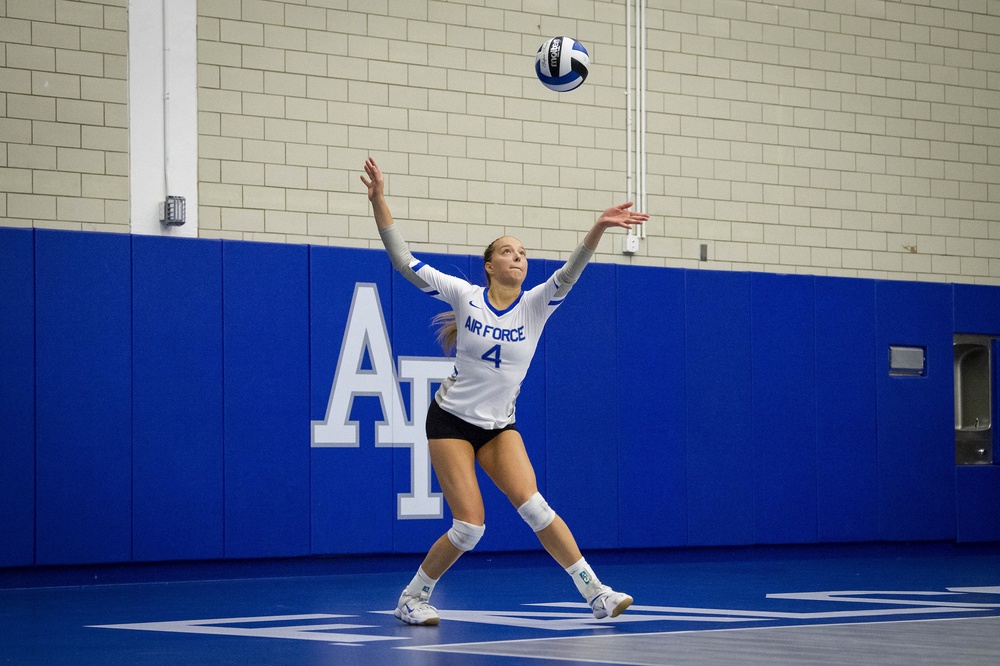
[{"left": 481, "top": 344, "right": 502, "bottom": 368}]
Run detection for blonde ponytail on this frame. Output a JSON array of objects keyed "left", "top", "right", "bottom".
[{"left": 431, "top": 310, "right": 458, "bottom": 356}]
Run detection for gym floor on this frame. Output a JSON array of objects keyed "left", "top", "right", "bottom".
[{"left": 1, "top": 542, "right": 998, "bottom": 665}]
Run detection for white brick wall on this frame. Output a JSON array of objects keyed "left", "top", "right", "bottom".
[
  {"left": 1, "top": 0, "right": 129, "bottom": 232},
  {"left": 195, "top": 0, "right": 999, "bottom": 283},
  {"left": 4, "top": 1, "right": 998, "bottom": 283}
]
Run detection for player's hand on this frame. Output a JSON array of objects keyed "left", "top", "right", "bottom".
[
  {"left": 360, "top": 157, "right": 385, "bottom": 202},
  {"left": 597, "top": 202, "right": 648, "bottom": 231}
]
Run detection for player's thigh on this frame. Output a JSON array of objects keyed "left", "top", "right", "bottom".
[
  {"left": 475, "top": 429, "right": 539, "bottom": 508},
  {"left": 429, "top": 438, "right": 485, "bottom": 524}
]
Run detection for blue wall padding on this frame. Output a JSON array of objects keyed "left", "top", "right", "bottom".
[
  {"left": 955, "top": 466, "right": 1000, "bottom": 542},
  {"left": 390, "top": 253, "right": 470, "bottom": 554},
  {"left": 223, "top": 241, "right": 311, "bottom": 559},
  {"left": 131, "top": 236, "right": 225, "bottom": 562},
  {"left": 751, "top": 274, "right": 818, "bottom": 544},
  {"left": 814, "top": 277, "right": 879, "bottom": 542},
  {"left": 310, "top": 246, "right": 396, "bottom": 555},
  {"left": 954, "top": 283, "right": 1000, "bottom": 335},
  {"left": 876, "top": 280, "right": 956, "bottom": 541},
  {"left": 544, "top": 260, "right": 620, "bottom": 549},
  {"left": 34, "top": 230, "right": 133, "bottom": 565},
  {"left": 617, "top": 266, "right": 688, "bottom": 548},
  {"left": 9, "top": 228, "right": 1000, "bottom": 567},
  {"left": 685, "top": 271, "right": 754, "bottom": 546},
  {"left": 0, "top": 229, "right": 36, "bottom": 567}
]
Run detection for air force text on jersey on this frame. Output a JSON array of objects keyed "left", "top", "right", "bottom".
[
  {"left": 464, "top": 316, "right": 526, "bottom": 342},
  {"left": 311, "top": 283, "right": 452, "bottom": 519}
]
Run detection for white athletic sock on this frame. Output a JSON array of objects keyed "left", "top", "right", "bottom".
[
  {"left": 403, "top": 566, "right": 438, "bottom": 600},
  {"left": 565, "top": 557, "right": 604, "bottom": 602}
]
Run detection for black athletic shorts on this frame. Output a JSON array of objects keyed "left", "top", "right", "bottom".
[{"left": 425, "top": 399, "right": 518, "bottom": 452}]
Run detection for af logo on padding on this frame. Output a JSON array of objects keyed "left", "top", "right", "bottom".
[{"left": 311, "top": 283, "right": 454, "bottom": 519}]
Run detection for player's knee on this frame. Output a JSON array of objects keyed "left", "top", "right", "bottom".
[
  {"left": 447, "top": 519, "right": 485, "bottom": 552},
  {"left": 517, "top": 492, "right": 556, "bottom": 532}
]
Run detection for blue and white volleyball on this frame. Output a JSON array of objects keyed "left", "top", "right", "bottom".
[{"left": 535, "top": 36, "right": 590, "bottom": 92}]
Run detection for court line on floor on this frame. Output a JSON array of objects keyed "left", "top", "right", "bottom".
[{"left": 400, "top": 613, "right": 1000, "bottom": 663}]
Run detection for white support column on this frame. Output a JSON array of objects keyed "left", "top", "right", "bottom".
[{"left": 128, "top": 0, "right": 199, "bottom": 236}]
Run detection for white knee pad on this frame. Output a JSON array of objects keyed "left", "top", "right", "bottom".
[
  {"left": 517, "top": 492, "right": 556, "bottom": 532},
  {"left": 447, "top": 519, "right": 485, "bottom": 552}
]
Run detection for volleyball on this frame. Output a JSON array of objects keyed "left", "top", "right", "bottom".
[{"left": 535, "top": 36, "right": 590, "bottom": 92}]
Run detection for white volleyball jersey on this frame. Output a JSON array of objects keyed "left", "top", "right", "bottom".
[{"left": 410, "top": 259, "right": 571, "bottom": 429}]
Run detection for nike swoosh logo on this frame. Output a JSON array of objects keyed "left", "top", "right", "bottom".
[{"left": 469, "top": 300, "right": 481, "bottom": 309}]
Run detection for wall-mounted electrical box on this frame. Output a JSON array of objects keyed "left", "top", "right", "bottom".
[
  {"left": 160, "top": 195, "right": 186, "bottom": 227},
  {"left": 622, "top": 234, "right": 639, "bottom": 255},
  {"left": 889, "top": 345, "right": 926, "bottom": 377}
]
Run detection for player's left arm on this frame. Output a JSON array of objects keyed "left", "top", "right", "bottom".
[
  {"left": 582, "top": 202, "right": 648, "bottom": 252},
  {"left": 549, "top": 203, "right": 649, "bottom": 300}
]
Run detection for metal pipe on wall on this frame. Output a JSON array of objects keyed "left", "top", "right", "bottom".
[
  {"left": 625, "top": 0, "right": 646, "bottom": 245},
  {"left": 626, "top": 0, "right": 634, "bottom": 241},
  {"left": 639, "top": 0, "right": 647, "bottom": 238},
  {"left": 162, "top": 0, "right": 171, "bottom": 197}
]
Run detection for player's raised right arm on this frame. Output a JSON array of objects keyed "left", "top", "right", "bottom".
[
  {"left": 361, "top": 156, "right": 395, "bottom": 230},
  {"left": 362, "top": 157, "right": 433, "bottom": 292}
]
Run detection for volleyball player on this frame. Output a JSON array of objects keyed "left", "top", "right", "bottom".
[{"left": 361, "top": 157, "right": 646, "bottom": 626}]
